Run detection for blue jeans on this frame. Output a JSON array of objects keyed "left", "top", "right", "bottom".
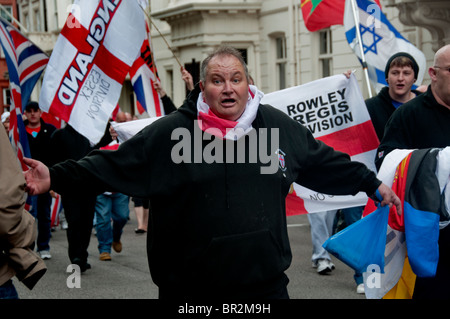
[
  {"left": 95, "top": 193, "right": 129, "bottom": 254},
  {"left": 0, "top": 280, "right": 19, "bottom": 299}
]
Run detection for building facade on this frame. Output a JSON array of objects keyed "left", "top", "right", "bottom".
[
  {"left": 7, "top": 0, "right": 449, "bottom": 115},
  {"left": 150, "top": 0, "right": 441, "bottom": 108}
]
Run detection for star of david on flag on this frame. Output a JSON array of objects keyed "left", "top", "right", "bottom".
[
  {"left": 360, "top": 24, "right": 382, "bottom": 55},
  {"left": 344, "top": 0, "right": 427, "bottom": 93}
]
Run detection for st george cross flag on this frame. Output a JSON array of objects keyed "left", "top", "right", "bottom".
[
  {"left": 301, "top": 0, "right": 381, "bottom": 32},
  {"left": 0, "top": 16, "right": 48, "bottom": 172},
  {"left": 130, "top": 22, "right": 164, "bottom": 117},
  {"left": 39, "top": 0, "right": 146, "bottom": 144},
  {"left": 261, "top": 73, "right": 379, "bottom": 215},
  {"left": 344, "top": 0, "right": 426, "bottom": 93}
]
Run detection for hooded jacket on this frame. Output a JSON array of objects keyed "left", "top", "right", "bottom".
[
  {"left": 366, "top": 86, "right": 421, "bottom": 141},
  {"left": 49, "top": 91, "right": 381, "bottom": 298}
]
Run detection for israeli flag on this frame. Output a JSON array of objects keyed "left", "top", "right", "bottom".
[{"left": 344, "top": 0, "right": 427, "bottom": 93}]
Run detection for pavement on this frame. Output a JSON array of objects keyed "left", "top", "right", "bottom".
[{"left": 13, "top": 208, "right": 365, "bottom": 301}]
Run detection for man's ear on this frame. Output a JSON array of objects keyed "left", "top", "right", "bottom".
[{"left": 428, "top": 66, "right": 437, "bottom": 81}]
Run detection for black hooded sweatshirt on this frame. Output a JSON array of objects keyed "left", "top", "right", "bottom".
[{"left": 49, "top": 92, "right": 381, "bottom": 299}]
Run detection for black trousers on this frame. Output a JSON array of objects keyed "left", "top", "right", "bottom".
[
  {"left": 61, "top": 194, "right": 97, "bottom": 264},
  {"left": 413, "top": 224, "right": 450, "bottom": 299}
]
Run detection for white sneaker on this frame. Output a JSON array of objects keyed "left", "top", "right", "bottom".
[
  {"left": 39, "top": 250, "right": 52, "bottom": 260},
  {"left": 356, "top": 283, "right": 365, "bottom": 294},
  {"left": 314, "top": 259, "right": 335, "bottom": 274}
]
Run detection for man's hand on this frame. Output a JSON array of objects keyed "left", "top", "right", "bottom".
[
  {"left": 23, "top": 157, "right": 51, "bottom": 196},
  {"left": 372, "top": 183, "right": 402, "bottom": 215},
  {"left": 181, "top": 67, "right": 194, "bottom": 91}
]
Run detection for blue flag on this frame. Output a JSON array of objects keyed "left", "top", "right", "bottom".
[{"left": 344, "top": 0, "right": 426, "bottom": 93}]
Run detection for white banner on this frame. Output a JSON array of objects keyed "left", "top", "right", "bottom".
[{"left": 262, "top": 73, "right": 379, "bottom": 214}]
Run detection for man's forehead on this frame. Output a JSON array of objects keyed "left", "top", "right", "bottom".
[
  {"left": 207, "top": 55, "right": 244, "bottom": 70},
  {"left": 389, "top": 65, "right": 413, "bottom": 71}
]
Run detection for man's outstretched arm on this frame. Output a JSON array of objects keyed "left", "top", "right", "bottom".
[{"left": 23, "top": 157, "right": 51, "bottom": 196}]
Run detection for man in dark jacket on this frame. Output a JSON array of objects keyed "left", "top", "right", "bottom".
[
  {"left": 50, "top": 124, "right": 112, "bottom": 272},
  {"left": 24, "top": 46, "right": 401, "bottom": 299},
  {"left": 24, "top": 101, "right": 56, "bottom": 260},
  {"left": 376, "top": 44, "right": 450, "bottom": 299}
]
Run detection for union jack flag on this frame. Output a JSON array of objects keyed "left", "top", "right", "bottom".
[
  {"left": 130, "top": 21, "right": 164, "bottom": 117},
  {"left": 0, "top": 17, "right": 49, "bottom": 209}
]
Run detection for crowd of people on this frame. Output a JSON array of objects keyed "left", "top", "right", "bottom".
[{"left": 1, "top": 43, "right": 449, "bottom": 300}]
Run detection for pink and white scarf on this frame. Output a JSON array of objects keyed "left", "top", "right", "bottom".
[{"left": 197, "top": 85, "right": 264, "bottom": 140}]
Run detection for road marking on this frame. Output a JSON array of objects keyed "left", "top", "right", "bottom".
[{"left": 287, "top": 223, "right": 308, "bottom": 228}]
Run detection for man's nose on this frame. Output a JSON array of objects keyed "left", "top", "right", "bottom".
[{"left": 223, "top": 80, "right": 233, "bottom": 92}]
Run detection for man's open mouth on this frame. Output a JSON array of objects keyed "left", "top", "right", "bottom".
[{"left": 221, "top": 98, "right": 236, "bottom": 105}]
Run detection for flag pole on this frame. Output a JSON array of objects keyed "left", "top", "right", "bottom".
[
  {"left": 350, "top": 0, "right": 373, "bottom": 98},
  {"left": 139, "top": 5, "right": 183, "bottom": 70}
]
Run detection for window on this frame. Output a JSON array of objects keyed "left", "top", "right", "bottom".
[
  {"left": 3, "top": 88, "right": 10, "bottom": 106},
  {"left": 275, "top": 36, "right": 287, "bottom": 90},
  {"left": 0, "top": 5, "right": 13, "bottom": 22},
  {"left": 319, "top": 29, "right": 333, "bottom": 77},
  {"left": 34, "top": 9, "right": 41, "bottom": 32}
]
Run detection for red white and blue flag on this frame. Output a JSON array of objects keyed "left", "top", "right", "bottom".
[
  {"left": 50, "top": 193, "right": 63, "bottom": 227},
  {"left": 0, "top": 16, "right": 48, "bottom": 170},
  {"left": 39, "top": 0, "right": 146, "bottom": 144},
  {"left": 130, "top": 22, "right": 164, "bottom": 117},
  {"left": 0, "top": 16, "right": 47, "bottom": 161},
  {"left": 0, "top": 16, "right": 49, "bottom": 211}
]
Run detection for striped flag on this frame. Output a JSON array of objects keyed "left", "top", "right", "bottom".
[
  {"left": 50, "top": 193, "right": 63, "bottom": 228},
  {"left": 361, "top": 148, "right": 448, "bottom": 298},
  {"left": 322, "top": 148, "right": 449, "bottom": 299},
  {"left": 130, "top": 22, "right": 164, "bottom": 117},
  {"left": 261, "top": 73, "right": 379, "bottom": 215},
  {"left": 344, "top": 0, "right": 426, "bottom": 93},
  {"left": 39, "top": 0, "right": 146, "bottom": 144},
  {"left": 0, "top": 17, "right": 48, "bottom": 167},
  {"left": 0, "top": 17, "right": 49, "bottom": 211}
]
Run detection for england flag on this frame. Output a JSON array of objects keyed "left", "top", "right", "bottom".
[{"left": 39, "top": 0, "right": 146, "bottom": 144}]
